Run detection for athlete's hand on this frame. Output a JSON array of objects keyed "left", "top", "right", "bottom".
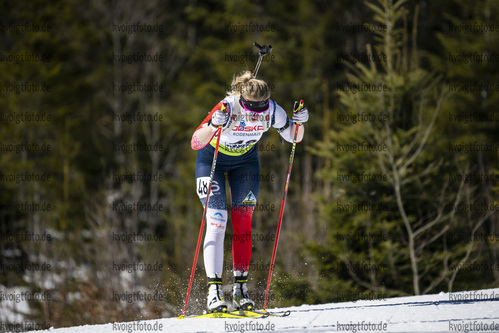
[
  {"left": 292, "top": 107, "right": 309, "bottom": 124},
  {"left": 211, "top": 103, "right": 229, "bottom": 127}
]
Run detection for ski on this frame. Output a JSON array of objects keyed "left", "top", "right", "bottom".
[
  {"left": 178, "top": 309, "right": 290, "bottom": 319},
  {"left": 235, "top": 309, "right": 291, "bottom": 318},
  {"left": 179, "top": 310, "right": 268, "bottom": 319}
]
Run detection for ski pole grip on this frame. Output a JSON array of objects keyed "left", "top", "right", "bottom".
[
  {"left": 293, "top": 100, "right": 304, "bottom": 126},
  {"left": 218, "top": 102, "right": 228, "bottom": 129},
  {"left": 220, "top": 102, "right": 227, "bottom": 113},
  {"left": 293, "top": 100, "right": 304, "bottom": 113}
]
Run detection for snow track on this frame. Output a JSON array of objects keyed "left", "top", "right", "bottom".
[{"left": 36, "top": 288, "right": 499, "bottom": 332}]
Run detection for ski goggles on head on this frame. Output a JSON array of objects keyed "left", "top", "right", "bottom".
[{"left": 239, "top": 96, "right": 269, "bottom": 114}]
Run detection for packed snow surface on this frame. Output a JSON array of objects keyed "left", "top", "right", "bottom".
[{"left": 33, "top": 288, "right": 499, "bottom": 332}]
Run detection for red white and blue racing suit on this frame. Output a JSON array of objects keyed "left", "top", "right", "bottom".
[{"left": 191, "top": 94, "right": 300, "bottom": 277}]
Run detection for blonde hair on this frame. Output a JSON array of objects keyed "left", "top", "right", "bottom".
[{"left": 227, "top": 71, "right": 270, "bottom": 101}]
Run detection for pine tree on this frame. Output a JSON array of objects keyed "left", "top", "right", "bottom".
[
  {"left": 431, "top": 0, "right": 499, "bottom": 289},
  {"left": 310, "top": 0, "right": 497, "bottom": 301}
]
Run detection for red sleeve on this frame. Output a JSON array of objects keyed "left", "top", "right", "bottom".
[{"left": 191, "top": 102, "right": 224, "bottom": 150}]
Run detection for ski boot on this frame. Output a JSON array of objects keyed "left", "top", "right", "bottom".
[
  {"left": 207, "top": 275, "right": 228, "bottom": 313},
  {"left": 232, "top": 271, "right": 255, "bottom": 310}
]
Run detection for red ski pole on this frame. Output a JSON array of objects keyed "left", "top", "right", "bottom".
[
  {"left": 180, "top": 104, "right": 226, "bottom": 318},
  {"left": 263, "top": 100, "right": 304, "bottom": 309}
]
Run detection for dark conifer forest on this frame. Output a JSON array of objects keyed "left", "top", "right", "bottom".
[{"left": 1, "top": 0, "right": 498, "bottom": 327}]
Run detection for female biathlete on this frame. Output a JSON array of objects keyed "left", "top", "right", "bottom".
[{"left": 190, "top": 71, "right": 309, "bottom": 312}]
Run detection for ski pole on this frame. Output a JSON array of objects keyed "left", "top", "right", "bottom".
[
  {"left": 252, "top": 42, "right": 272, "bottom": 78},
  {"left": 180, "top": 103, "right": 227, "bottom": 318},
  {"left": 263, "top": 100, "right": 304, "bottom": 309}
]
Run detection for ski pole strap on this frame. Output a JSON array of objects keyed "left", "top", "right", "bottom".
[
  {"left": 292, "top": 99, "right": 304, "bottom": 128},
  {"left": 293, "top": 100, "right": 304, "bottom": 117}
]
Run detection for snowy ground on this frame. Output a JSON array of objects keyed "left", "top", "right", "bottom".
[{"left": 29, "top": 288, "right": 499, "bottom": 333}]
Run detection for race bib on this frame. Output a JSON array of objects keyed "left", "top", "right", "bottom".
[{"left": 196, "top": 177, "right": 220, "bottom": 199}]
